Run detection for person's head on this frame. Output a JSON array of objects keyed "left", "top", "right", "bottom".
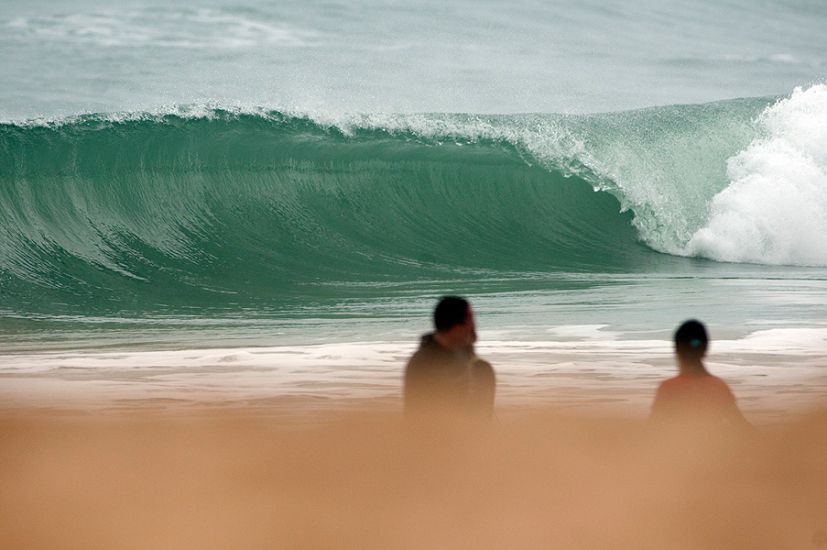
[
  {"left": 433, "top": 296, "right": 476, "bottom": 349},
  {"left": 674, "top": 319, "right": 708, "bottom": 365}
]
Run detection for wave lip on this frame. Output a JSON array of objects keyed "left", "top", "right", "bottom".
[{"left": 687, "top": 85, "right": 827, "bottom": 266}]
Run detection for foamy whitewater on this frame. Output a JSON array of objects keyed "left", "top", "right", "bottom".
[
  {"left": 1, "top": 0, "right": 827, "bottom": 417},
  {"left": 688, "top": 86, "right": 827, "bottom": 265}
]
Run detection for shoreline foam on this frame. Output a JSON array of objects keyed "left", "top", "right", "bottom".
[{"left": 2, "top": 327, "right": 825, "bottom": 421}]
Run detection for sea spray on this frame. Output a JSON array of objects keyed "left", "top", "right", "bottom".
[{"left": 688, "top": 85, "right": 827, "bottom": 266}]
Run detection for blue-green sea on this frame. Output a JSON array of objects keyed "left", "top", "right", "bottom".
[{"left": 1, "top": 0, "right": 826, "bottom": 417}]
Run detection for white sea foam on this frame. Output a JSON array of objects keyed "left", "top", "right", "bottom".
[{"left": 687, "top": 85, "right": 827, "bottom": 266}]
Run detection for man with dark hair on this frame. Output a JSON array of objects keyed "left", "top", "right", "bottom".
[
  {"left": 651, "top": 319, "right": 750, "bottom": 427},
  {"left": 404, "top": 296, "right": 495, "bottom": 417}
]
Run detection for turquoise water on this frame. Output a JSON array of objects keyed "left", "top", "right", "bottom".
[{"left": 1, "top": 0, "right": 826, "bottom": 413}]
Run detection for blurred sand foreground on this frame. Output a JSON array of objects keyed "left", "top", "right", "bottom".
[{"left": 2, "top": 405, "right": 827, "bottom": 549}]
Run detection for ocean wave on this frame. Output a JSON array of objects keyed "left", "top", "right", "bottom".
[
  {"left": 3, "top": 88, "right": 824, "bottom": 314},
  {"left": 0, "top": 112, "right": 653, "bottom": 313}
]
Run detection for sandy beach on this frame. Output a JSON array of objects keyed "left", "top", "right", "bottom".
[{"left": 2, "top": 404, "right": 827, "bottom": 549}]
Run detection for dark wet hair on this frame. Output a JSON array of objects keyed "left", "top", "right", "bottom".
[
  {"left": 674, "top": 319, "right": 708, "bottom": 358},
  {"left": 434, "top": 296, "right": 470, "bottom": 332}
]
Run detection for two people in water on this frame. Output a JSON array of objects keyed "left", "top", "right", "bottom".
[{"left": 404, "top": 296, "right": 749, "bottom": 425}]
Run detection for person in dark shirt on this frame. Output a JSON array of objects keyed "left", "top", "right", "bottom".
[
  {"left": 404, "top": 296, "right": 495, "bottom": 417},
  {"left": 651, "top": 319, "right": 750, "bottom": 428}
]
